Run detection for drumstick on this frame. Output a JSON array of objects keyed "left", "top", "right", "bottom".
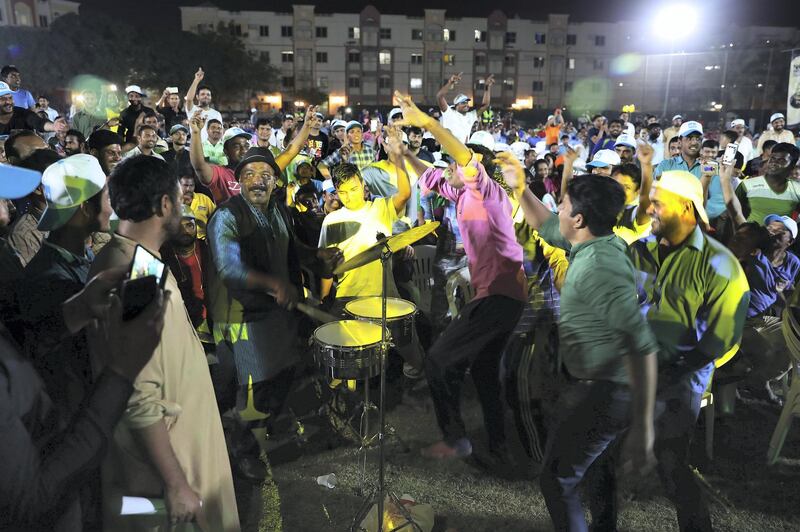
[{"left": 267, "top": 291, "right": 340, "bottom": 323}]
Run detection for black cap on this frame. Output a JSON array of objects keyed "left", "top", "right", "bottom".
[
  {"left": 87, "top": 129, "right": 123, "bottom": 151},
  {"left": 234, "top": 147, "right": 281, "bottom": 179}
]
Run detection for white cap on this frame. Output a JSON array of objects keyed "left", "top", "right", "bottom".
[
  {"left": 388, "top": 108, "right": 402, "bottom": 121},
  {"left": 614, "top": 133, "right": 637, "bottom": 149},
  {"left": 509, "top": 142, "right": 528, "bottom": 162},
  {"left": 764, "top": 214, "right": 798, "bottom": 239},
  {"left": 730, "top": 118, "right": 745, "bottom": 128},
  {"left": 494, "top": 142, "right": 511, "bottom": 153},
  {"left": 331, "top": 119, "right": 347, "bottom": 130},
  {"left": 770, "top": 113, "right": 785, "bottom": 124},
  {"left": 586, "top": 149, "right": 621, "bottom": 168},
  {"left": 222, "top": 127, "right": 250, "bottom": 146},
  {"left": 38, "top": 154, "right": 106, "bottom": 231},
  {"left": 322, "top": 179, "right": 335, "bottom": 192},
  {"left": 124, "top": 85, "right": 146, "bottom": 96},
  {"left": 0, "top": 81, "right": 13, "bottom": 97},
  {"left": 467, "top": 130, "right": 495, "bottom": 151},
  {"left": 672, "top": 114, "right": 683, "bottom": 121},
  {"left": 678, "top": 120, "right": 703, "bottom": 137},
  {"left": 453, "top": 94, "right": 470, "bottom": 105}
]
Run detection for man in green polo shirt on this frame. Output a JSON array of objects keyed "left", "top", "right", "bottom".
[
  {"left": 496, "top": 153, "right": 659, "bottom": 531},
  {"left": 735, "top": 142, "right": 800, "bottom": 223}
]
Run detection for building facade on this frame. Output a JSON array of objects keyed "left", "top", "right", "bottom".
[
  {"left": 0, "top": 0, "right": 78, "bottom": 28},
  {"left": 180, "top": 4, "right": 800, "bottom": 116}
]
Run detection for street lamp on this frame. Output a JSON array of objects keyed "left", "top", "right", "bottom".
[{"left": 652, "top": 4, "right": 698, "bottom": 117}]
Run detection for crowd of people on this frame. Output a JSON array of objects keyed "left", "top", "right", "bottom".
[{"left": 2, "top": 61, "right": 800, "bottom": 532}]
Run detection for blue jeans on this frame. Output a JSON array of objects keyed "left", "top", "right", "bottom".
[{"left": 540, "top": 380, "right": 632, "bottom": 532}]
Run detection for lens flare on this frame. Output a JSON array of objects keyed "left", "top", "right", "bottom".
[
  {"left": 610, "top": 53, "right": 643, "bottom": 76},
  {"left": 566, "top": 77, "right": 612, "bottom": 114}
]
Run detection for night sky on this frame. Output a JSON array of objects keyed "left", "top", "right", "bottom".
[{"left": 78, "top": 0, "right": 800, "bottom": 32}]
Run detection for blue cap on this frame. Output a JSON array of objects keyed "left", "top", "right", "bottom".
[
  {"left": 345, "top": 120, "right": 363, "bottom": 133},
  {"left": 0, "top": 164, "right": 42, "bottom": 199}
]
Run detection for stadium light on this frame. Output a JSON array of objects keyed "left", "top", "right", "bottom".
[{"left": 652, "top": 4, "right": 698, "bottom": 41}]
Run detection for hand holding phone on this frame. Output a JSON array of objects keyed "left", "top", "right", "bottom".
[
  {"left": 122, "top": 245, "right": 167, "bottom": 321},
  {"left": 722, "top": 142, "right": 739, "bottom": 166}
]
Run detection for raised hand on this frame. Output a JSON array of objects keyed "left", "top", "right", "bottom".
[
  {"left": 189, "top": 110, "right": 204, "bottom": 135},
  {"left": 485, "top": 74, "right": 496, "bottom": 87},
  {"left": 194, "top": 67, "right": 204, "bottom": 81},
  {"left": 564, "top": 146, "right": 579, "bottom": 163},
  {"left": 493, "top": 152, "right": 527, "bottom": 197},
  {"left": 392, "top": 91, "right": 434, "bottom": 130},
  {"left": 637, "top": 142, "right": 654, "bottom": 166}
]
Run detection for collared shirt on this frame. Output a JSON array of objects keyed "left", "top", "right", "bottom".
[
  {"left": 8, "top": 211, "right": 47, "bottom": 267},
  {"left": 122, "top": 145, "right": 165, "bottom": 161},
  {"left": 321, "top": 143, "right": 376, "bottom": 171},
  {"left": 655, "top": 155, "right": 725, "bottom": 219},
  {"left": 627, "top": 226, "right": 750, "bottom": 369},
  {"left": 756, "top": 129, "right": 796, "bottom": 155},
  {"left": 746, "top": 250, "right": 800, "bottom": 317},
  {"left": 71, "top": 108, "right": 106, "bottom": 138},
  {"left": 537, "top": 215, "right": 658, "bottom": 383},
  {"left": 190, "top": 192, "right": 216, "bottom": 240},
  {"left": 419, "top": 163, "right": 527, "bottom": 302},
  {"left": 735, "top": 175, "right": 800, "bottom": 223},
  {"left": 202, "top": 139, "right": 228, "bottom": 166},
  {"left": 11, "top": 88, "right": 35, "bottom": 109}
]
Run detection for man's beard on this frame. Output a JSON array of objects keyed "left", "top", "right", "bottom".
[{"left": 174, "top": 234, "right": 195, "bottom": 248}]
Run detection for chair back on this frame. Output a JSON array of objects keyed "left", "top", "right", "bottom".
[
  {"left": 446, "top": 267, "right": 475, "bottom": 317},
  {"left": 410, "top": 245, "right": 436, "bottom": 314}
]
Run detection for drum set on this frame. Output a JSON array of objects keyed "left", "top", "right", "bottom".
[{"left": 309, "top": 223, "right": 438, "bottom": 532}]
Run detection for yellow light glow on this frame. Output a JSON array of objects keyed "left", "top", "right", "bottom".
[
  {"left": 512, "top": 97, "right": 533, "bottom": 110},
  {"left": 74, "top": 94, "right": 85, "bottom": 103},
  {"left": 329, "top": 94, "right": 347, "bottom": 109},
  {"left": 294, "top": 100, "right": 306, "bottom": 108},
  {"left": 108, "top": 84, "right": 117, "bottom": 92}
]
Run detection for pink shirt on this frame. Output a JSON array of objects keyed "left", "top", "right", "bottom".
[
  {"left": 208, "top": 165, "right": 240, "bottom": 204},
  {"left": 420, "top": 164, "right": 526, "bottom": 302}
]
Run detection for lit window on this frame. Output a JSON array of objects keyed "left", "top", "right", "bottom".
[
  {"left": 379, "top": 51, "right": 392, "bottom": 65},
  {"left": 443, "top": 54, "right": 455, "bottom": 65},
  {"left": 410, "top": 77, "right": 423, "bottom": 89},
  {"left": 443, "top": 29, "right": 455, "bottom": 41},
  {"left": 349, "top": 27, "right": 360, "bottom": 39},
  {"left": 474, "top": 30, "right": 486, "bottom": 43},
  {"left": 567, "top": 57, "right": 575, "bottom": 70}
]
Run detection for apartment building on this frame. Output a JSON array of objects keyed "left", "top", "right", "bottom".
[{"left": 0, "top": 0, "right": 78, "bottom": 28}]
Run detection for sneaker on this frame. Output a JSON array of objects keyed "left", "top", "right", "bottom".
[
  {"left": 421, "top": 438, "right": 472, "bottom": 459},
  {"left": 403, "top": 362, "right": 424, "bottom": 380}
]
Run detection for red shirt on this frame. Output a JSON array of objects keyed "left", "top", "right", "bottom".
[
  {"left": 177, "top": 246, "right": 206, "bottom": 320},
  {"left": 208, "top": 165, "right": 240, "bottom": 204}
]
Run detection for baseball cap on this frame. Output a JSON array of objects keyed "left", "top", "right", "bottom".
[
  {"left": 87, "top": 129, "right": 122, "bottom": 151},
  {"left": 0, "top": 164, "right": 41, "bottom": 199},
  {"left": 453, "top": 94, "right": 470, "bottom": 106},
  {"left": 38, "top": 154, "right": 106, "bottom": 231},
  {"left": 388, "top": 108, "right": 403, "bottom": 121},
  {"left": 654, "top": 170, "right": 709, "bottom": 225},
  {"left": 509, "top": 142, "right": 527, "bottom": 162},
  {"left": 322, "top": 179, "right": 335, "bottom": 193},
  {"left": 614, "top": 133, "right": 637, "bottom": 149},
  {"left": 181, "top": 204, "right": 197, "bottom": 220},
  {"left": 586, "top": 149, "right": 621, "bottom": 168},
  {"left": 154, "top": 138, "right": 169, "bottom": 155},
  {"left": 764, "top": 214, "right": 798, "bottom": 239},
  {"left": 124, "top": 85, "right": 146, "bottom": 97},
  {"left": 222, "top": 127, "right": 250, "bottom": 147},
  {"left": 770, "top": 113, "right": 785, "bottom": 124},
  {"left": 672, "top": 114, "right": 683, "bottom": 121},
  {"left": 0, "top": 81, "right": 13, "bottom": 98},
  {"left": 730, "top": 118, "right": 745, "bottom": 128},
  {"left": 234, "top": 147, "right": 281, "bottom": 179},
  {"left": 314, "top": 112, "right": 324, "bottom": 120},
  {"left": 345, "top": 120, "right": 363, "bottom": 133},
  {"left": 331, "top": 119, "right": 346, "bottom": 130},
  {"left": 283, "top": 113, "right": 294, "bottom": 120},
  {"left": 170, "top": 124, "right": 189, "bottom": 135},
  {"left": 494, "top": 142, "right": 511, "bottom": 153},
  {"left": 467, "top": 130, "right": 496, "bottom": 151},
  {"left": 678, "top": 121, "right": 703, "bottom": 137}
]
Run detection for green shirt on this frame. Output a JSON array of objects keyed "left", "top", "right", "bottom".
[
  {"left": 202, "top": 140, "right": 228, "bottom": 166},
  {"left": 538, "top": 216, "right": 659, "bottom": 383},
  {"left": 626, "top": 226, "right": 750, "bottom": 368},
  {"left": 734, "top": 175, "right": 800, "bottom": 223}
]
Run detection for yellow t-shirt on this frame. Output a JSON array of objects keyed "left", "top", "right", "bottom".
[{"left": 190, "top": 192, "right": 216, "bottom": 240}]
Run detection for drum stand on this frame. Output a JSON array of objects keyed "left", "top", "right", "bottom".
[{"left": 350, "top": 246, "right": 421, "bottom": 532}]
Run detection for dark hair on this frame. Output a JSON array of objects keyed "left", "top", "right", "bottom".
[
  {"left": 565, "top": 174, "right": 626, "bottom": 236},
  {"left": 197, "top": 85, "right": 212, "bottom": 94},
  {"left": 534, "top": 159, "right": 549, "bottom": 170},
  {"left": 612, "top": 163, "right": 642, "bottom": 189},
  {"left": 668, "top": 136, "right": 680, "bottom": 145},
  {"left": 137, "top": 124, "right": 157, "bottom": 136},
  {"left": 65, "top": 129, "right": 86, "bottom": 144},
  {"left": 762, "top": 139, "right": 778, "bottom": 153},
  {"left": 332, "top": 163, "right": 362, "bottom": 188},
  {"left": 608, "top": 119, "right": 624, "bottom": 127},
  {"left": 207, "top": 118, "right": 223, "bottom": 127},
  {"left": 591, "top": 114, "right": 603, "bottom": 121},
  {"left": 734, "top": 151, "right": 745, "bottom": 169},
  {"left": 37, "top": 95, "right": 48, "bottom": 101},
  {"left": 296, "top": 184, "right": 320, "bottom": 200},
  {"left": 701, "top": 139, "right": 719, "bottom": 150},
  {"left": 560, "top": 134, "right": 570, "bottom": 140},
  {"left": 772, "top": 142, "right": 800, "bottom": 168},
  {"left": 646, "top": 122, "right": 662, "bottom": 130},
  {"left": 17, "top": 147, "right": 62, "bottom": 172},
  {"left": 109, "top": 156, "right": 178, "bottom": 222},
  {"left": 296, "top": 161, "right": 314, "bottom": 174},
  {"left": 721, "top": 130, "right": 738, "bottom": 144},
  {"left": 406, "top": 126, "right": 423, "bottom": 136},
  {"left": 465, "top": 144, "right": 497, "bottom": 176},
  {"left": 0, "top": 65, "right": 19, "bottom": 77},
  {"left": 255, "top": 118, "right": 271, "bottom": 128},
  {"left": 5, "top": 130, "right": 41, "bottom": 161}
]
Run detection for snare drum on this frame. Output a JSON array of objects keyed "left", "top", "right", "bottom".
[
  {"left": 345, "top": 297, "right": 417, "bottom": 347},
  {"left": 313, "top": 320, "right": 385, "bottom": 380}
]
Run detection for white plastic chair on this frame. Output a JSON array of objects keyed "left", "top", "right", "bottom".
[
  {"left": 766, "top": 306, "right": 800, "bottom": 464},
  {"left": 445, "top": 267, "right": 476, "bottom": 317},
  {"left": 410, "top": 245, "right": 436, "bottom": 315}
]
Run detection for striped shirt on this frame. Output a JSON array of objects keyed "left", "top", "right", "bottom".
[{"left": 735, "top": 176, "right": 800, "bottom": 223}]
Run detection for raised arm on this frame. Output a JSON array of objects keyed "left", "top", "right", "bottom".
[
  {"left": 476, "top": 74, "right": 494, "bottom": 114},
  {"left": 386, "top": 126, "right": 411, "bottom": 213},
  {"left": 720, "top": 162, "right": 746, "bottom": 226},
  {"left": 276, "top": 105, "right": 318, "bottom": 171},
  {"left": 560, "top": 146, "right": 579, "bottom": 201},
  {"left": 189, "top": 110, "right": 213, "bottom": 185},
  {"left": 437, "top": 73, "right": 461, "bottom": 113},
  {"left": 184, "top": 68, "right": 204, "bottom": 115},
  {"left": 495, "top": 151, "right": 556, "bottom": 230},
  {"left": 394, "top": 91, "right": 471, "bottom": 167},
  {"left": 635, "top": 142, "right": 655, "bottom": 226},
  {"left": 155, "top": 88, "right": 169, "bottom": 111}
]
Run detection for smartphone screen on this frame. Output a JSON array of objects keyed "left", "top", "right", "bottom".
[
  {"left": 722, "top": 143, "right": 739, "bottom": 166},
  {"left": 130, "top": 245, "right": 166, "bottom": 286},
  {"left": 370, "top": 119, "right": 378, "bottom": 132}
]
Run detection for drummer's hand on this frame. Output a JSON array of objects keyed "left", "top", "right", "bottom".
[
  {"left": 402, "top": 246, "right": 415, "bottom": 260},
  {"left": 269, "top": 278, "right": 299, "bottom": 308},
  {"left": 317, "top": 247, "right": 344, "bottom": 276}
]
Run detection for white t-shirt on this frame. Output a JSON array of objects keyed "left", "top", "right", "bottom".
[
  {"left": 440, "top": 107, "right": 478, "bottom": 144},
  {"left": 737, "top": 136, "right": 754, "bottom": 162},
  {"left": 270, "top": 129, "right": 287, "bottom": 150},
  {"left": 319, "top": 197, "right": 398, "bottom": 298},
  {"left": 187, "top": 105, "right": 223, "bottom": 142}
]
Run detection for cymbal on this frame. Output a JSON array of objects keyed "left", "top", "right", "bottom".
[{"left": 332, "top": 221, "right": 440, "bottom": 276}]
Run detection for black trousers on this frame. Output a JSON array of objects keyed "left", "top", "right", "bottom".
[{"left": 425, "top": 295, "right": 523, "bottom": 449}]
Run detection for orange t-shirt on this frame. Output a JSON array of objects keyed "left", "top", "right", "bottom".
[{"left": 545, "top": 125, "right": 561, "bottom": 146}]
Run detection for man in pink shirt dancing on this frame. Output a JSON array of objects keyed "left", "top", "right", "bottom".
[{"left": 394, "top": 92, "right": 526, "bottom": 461}]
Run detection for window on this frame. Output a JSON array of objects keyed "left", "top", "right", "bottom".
[
  {"left": 504, "top": 55, "right": 515, "bottom": 67},
  {"left": 475, "top": 54, "right": 486, "bottom": 66},
  {"left": 567, "top": 57, "right": 575, "bottom": 70},
  {"left": 38, "top": 15, "right": 48, "bottom": 27},
  {"left": 474, "top": 30, "right": 487, "bottom": 43},
  {"left": 281, "top": 51, "right": 294, "bottom": 63},
  {"left": 565, "top": 81, "right": 573, "bottom": 91},
  {"left": 410, "top": 77, "right": 423, "bottom": 89},
  {"left": 443, "top": 29, "right": 454, "bottom": 41},
  {"left": 566, "top": 34, "right": 577, "bottom": 45},
  {"left": 349, "top": 26, "right": 360, "bottom": 39},
  {"left": 348, "top": 51, "right": 361, "bottom": 63},
  {"left": 380, "top": 27, "right": 391, "bottom": 39},
  {"left": 595, "top": 35, "right": 606, "bottom": 46},
  {"left": 412, "top": 29, "right": 423, "bottom": 40},
  {"left": 593, "top": 58, "right": 604, "bottom": 70},
  {"left": 379, "top": 77, "right": 392, "bottom": 89},
  {"left": 532, "top": 81, "right": 544, "bottom": 92},
  {"left": 316, "top": 26, "right": 327, "bottom": 38},
  {"left": 443, "top": 54, "right": 455, "bottom": 66},
  {"left": 535, "top": 33, "right": 546, "bottom": 44},
  {"left": 503, "top": 78, "right": 515, "bottom": 90},
  {"left": 317, "top": 77, "right": 329, "bottom": 89},
  {"left": 411, "top": 53, "right": 423, "bottom": 65},
  {"left": 316, "top": 52, "right": 328, "bottom": 63},
  {"left": 505, "top": 32, "right": 516, "bottom": 44},
  {"left": 348, "top": 76, "right": 361, "bottom": 89},
  {"left": 260, "top": 51, "right": 270, "bottom": 63},
  {"left": 281, "top": 76, "right": 294, "bottom": 87},
  {"left": 379, "top": 51, "right": 391, "bottom": 65},
  {"left": 281, "top": 25, "right": 292, "bottom": 37},
  {"left": 229, "top": 24, "right": 242, "bottom": 36},
  {"left": 259, "top": 25, "right": 269, "bottom": 37},
  {"left": 533, "top": 56, "right": 545, "bottom": 68}
]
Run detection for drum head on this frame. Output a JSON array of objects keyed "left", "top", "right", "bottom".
[
  {"left": 345, "top": 297, "right": 416, "bottom": 319},
  {"left": 314, "top": 320, "right": 383, "bottom": 347}
]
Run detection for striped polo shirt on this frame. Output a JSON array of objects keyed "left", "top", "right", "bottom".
[{"left": 734, "top": 176, "right": 800, "bottom": 223}]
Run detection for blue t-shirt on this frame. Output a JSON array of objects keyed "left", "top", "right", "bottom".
[
  {"left": 12, "top": 89, "right": 35, "bottom": 109},
  {"left": 746, "top": 250, "right": 800, "bottom": 317}
]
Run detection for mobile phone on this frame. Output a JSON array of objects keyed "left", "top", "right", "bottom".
[
  {"left": 167, "top": 86, "right": 179, "bottom": 94},
  {"left": 370, "top": 119, "right": 378, "bottom": 132},
  {"left": 702, "top": 161, "right": 718, "bottom": 174},
  {"left": 722, "top": 142, "right": 738, "bottom": 166},
  {"left": 122, "top": 245, "right": 167, "bottom": 321}
]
